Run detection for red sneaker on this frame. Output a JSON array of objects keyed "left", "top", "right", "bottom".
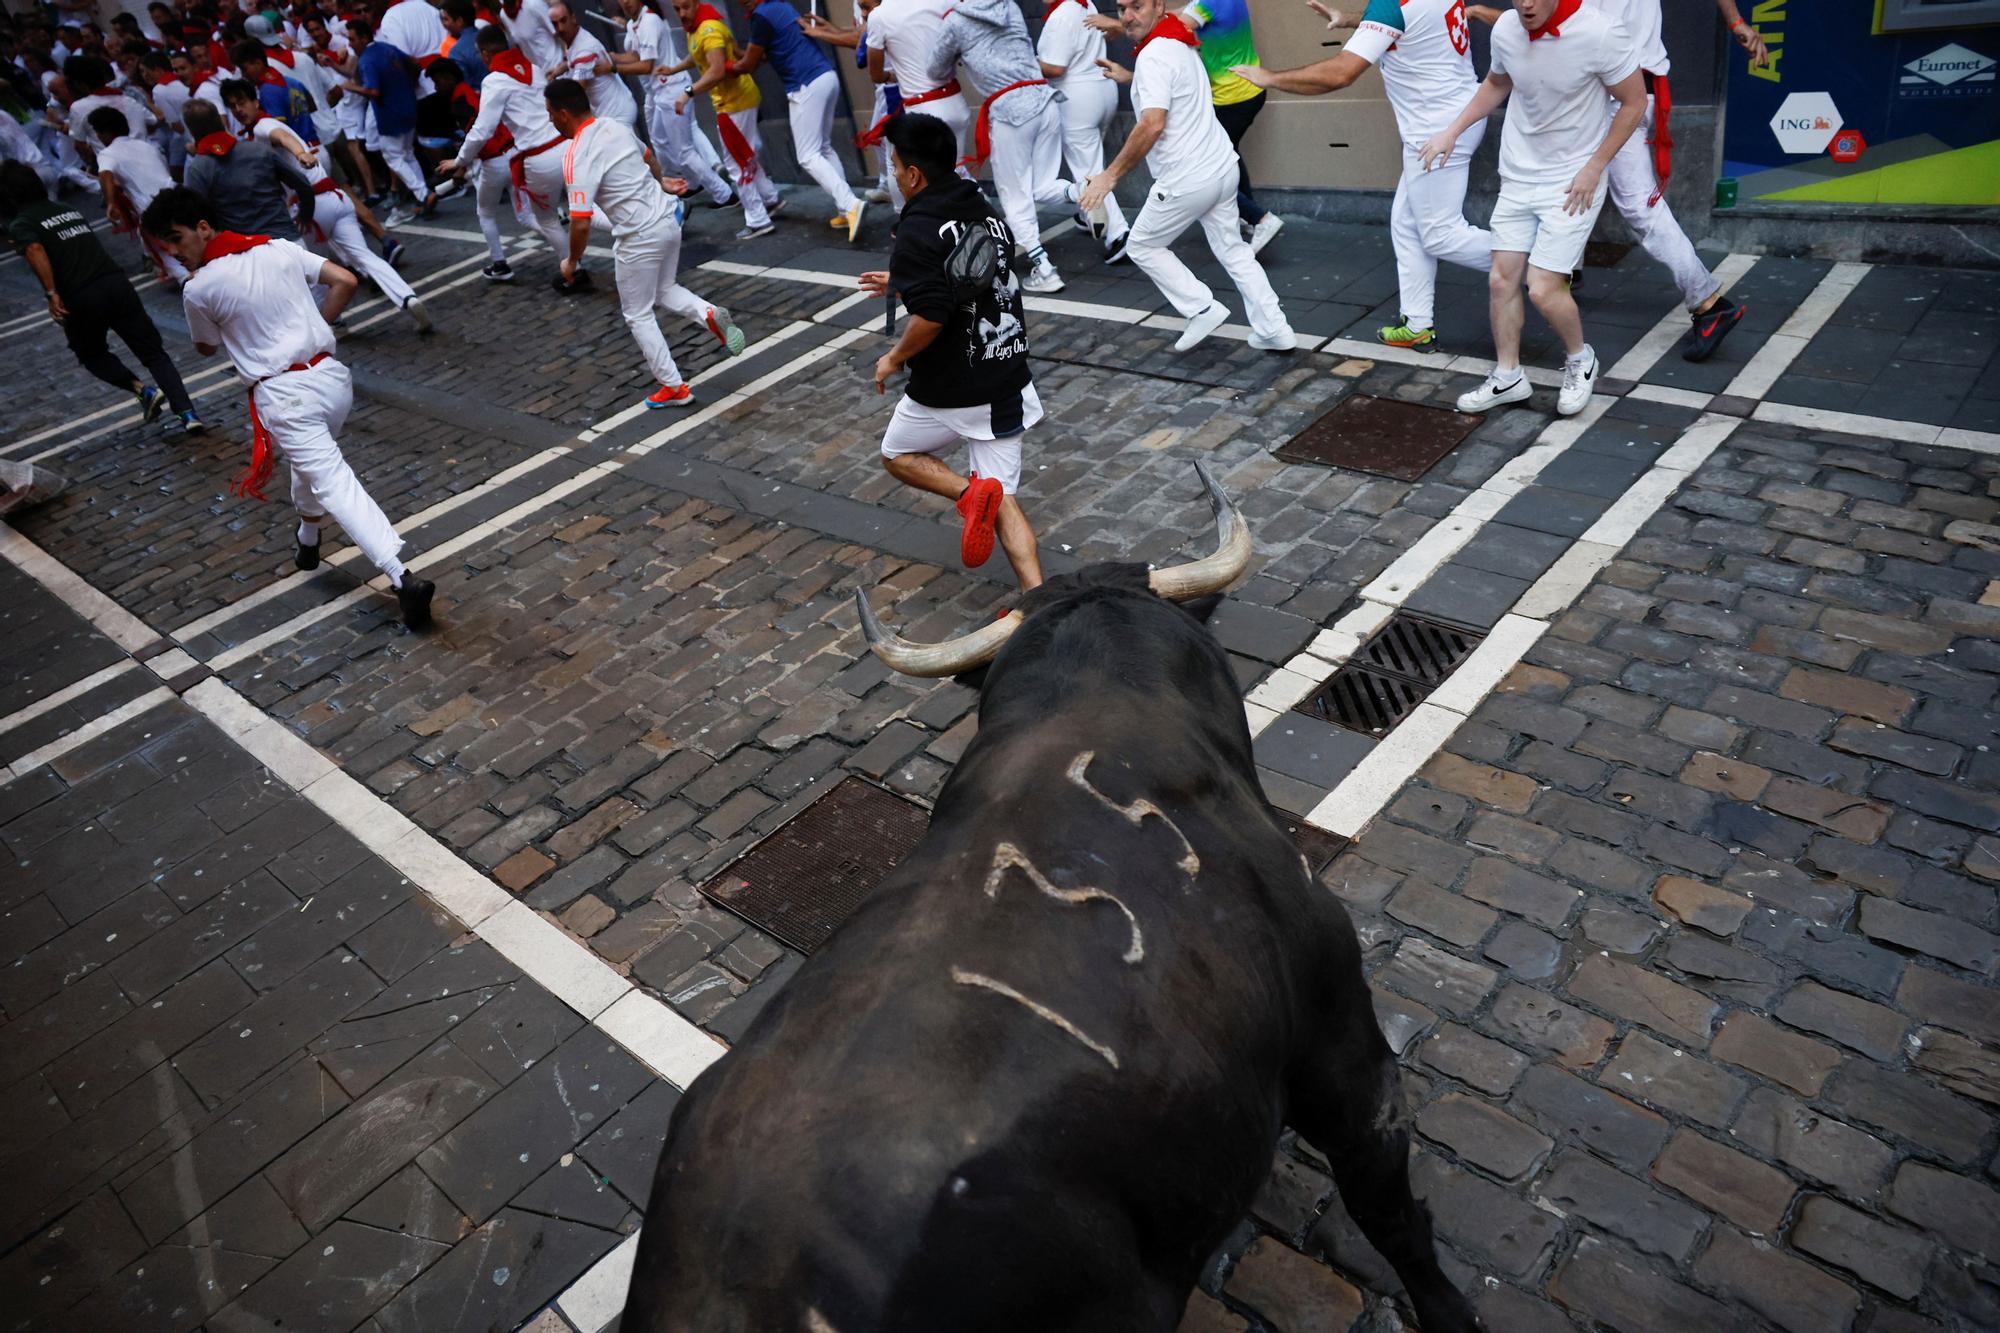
[
  {"left": 645, "top": 382, "right": 696, "bottom": 410},
  {"left": 956, "top": 474, "right": 1003, "bottom": 568}
]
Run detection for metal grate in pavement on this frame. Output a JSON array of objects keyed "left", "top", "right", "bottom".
[
  {"left": 1273, "top": 395, "right": 1484, "bottom": 481},
  {"left": 1295, "top": 612, "right": 1486, "bottom": 737},
  {"left": 698, "top": 776, "right": 930, "bottom": 954},
  {"left": 1269, "top": 808, "right": 1350, "bottom": 877}
]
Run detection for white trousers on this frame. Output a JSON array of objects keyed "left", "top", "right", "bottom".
[
  {"left": 724, "top": 107, "right": 781, "bottom": 228},
  {"left": 615, "top": 218, "right": 714, "bottom": 387},
  {"left": 788, "top": 69, "right": 856, "bottom": 213},
  {"left": 255, "top": 359, "right": 405, "bottom": 579},
  {"left": 986, "top": 101, "right": 1070, "bottom": 255},
  {"left": 869, "top": 87, "right": 902, "bottom": 208},
  {"left": 378, "top": 128, "right": 429, "bottom": 199},
  {"left": 313, "top": 189, "right": 416, "bottom": 305},
  {"left": 1056, "top": 78, "right": 1124, "bottom": 235},
  {"left": 1126, "top": 164, "right": 1288, "bottom": 339},
  {"left": 645, "top": 90, "right": 731, "bottom": 205},
  {"left": 473, "top": 155, "right": 511, "bottom": 262},
  {"left": 508, "top": 149, "right": 572, "bottom": 258},
  {"left": 907, "top": 89, "right": 970, "bottom": 159},
  {"left": 1391, "top": 121, "right": 1491, "bottom": 330},
  {"left": 1607, "top": 94, "right": 1717, "bottom": 310}
]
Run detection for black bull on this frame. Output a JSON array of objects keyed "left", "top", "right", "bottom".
[{"left": 626, "top": 470, "right": 1481, "bottom": 1332}]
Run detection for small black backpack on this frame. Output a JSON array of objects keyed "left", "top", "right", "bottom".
[{"left": 943, "top": 216, "right": 1002, "bottom": 304}]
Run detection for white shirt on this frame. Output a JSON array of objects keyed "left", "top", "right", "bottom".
[
  {"left": 501, "top": 0, "right": 566, "bottom": 76},
  {"left": 250, "top": 115, "right": 335, "bottom": 182},
  {"left": 379, "top": 0, "right": 449, "bottom": 60},
  {"left": 1131, "top": 36, "right": 1236, "bottom": 190},
  {"left": 1487, "top": 6, "right": 1637, "bottom": 186},
  {"left": 1034, "top": 0, "right": 1107, "bottom": 99},
  {"left": 1345, "top": 0, "right": 1476, "bottom": 144},
  {"left": 867, "top": 0, "right": 953, "bottom": 98},
  {"left": 1595, "top": 0, "right": 1667, "bottom": 76},
  {"left": 626, "top": 9, "right": 691, "bottom": 96},
  {"left": 458, "top": 64, "right": 561, "bottom": 160},
  {"left": 557, "top": 26, "right": 637, "bottom": 123},
  {"left": 69, "top": 90, "right": 153, "bottom": 146},
  {"left": 96, "top": 134, "right": 174, "bottom": 210},
  {"left": 183, "top": 239, "right": 335, "bottom": 384},
  {"left": 563, "top": 115, "right": 669, "bottom": 239},
  {"left": 153, "top": 77, "right": 191, "bottom": 129},
  {"left": 269, "top": 48, "right": 342, "bottom": 139}
]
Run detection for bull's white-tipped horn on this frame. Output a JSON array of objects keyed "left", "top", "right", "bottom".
[
  {"left": 1148, "top": 460, "right": 1252, "bottom": 600},
  {"left": 857, "top": 589, "right": 1025, "bottom": 678}
]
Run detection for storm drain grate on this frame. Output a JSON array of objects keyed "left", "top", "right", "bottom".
[
  {"left": 1268, "top": 809, "right": 1350, "bottom": 878},
  {"left": 1295, "top": 612, "right": 1486, "bottom": 737},
  {"left": 698, "top": 776, "right": 930, "bottom": 955},
  {"left": 1273, "top": 394, "right": 1484, "bottom": 482}
]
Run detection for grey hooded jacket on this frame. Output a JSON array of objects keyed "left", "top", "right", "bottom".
[{"left": 926, "top": 0, "right": 1059, "bottom": 128}]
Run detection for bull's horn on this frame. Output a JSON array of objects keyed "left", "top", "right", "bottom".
[
  {"left": 857, "top": 589, "right": 1025, "bottom": 678},
  {"left": 1148, "top": 461, "right": 1252, "bottom": 600}
]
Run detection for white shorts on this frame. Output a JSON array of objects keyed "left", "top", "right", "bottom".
[
  {"left": 879, "top": 384, "right": 1041, "bottom": 494},
  {"left": 1489, "top": 177, "right": 1607, "bottom": 275}
]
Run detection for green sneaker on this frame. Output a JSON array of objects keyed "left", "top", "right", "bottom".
[{"left": 1377, "top": 321, "right": 1438, "bottom": 352}]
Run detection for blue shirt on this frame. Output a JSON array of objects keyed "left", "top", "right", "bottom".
[
  {"left": 256, "top": 74, "right": 318, "bottom": 143},
  {"left": 747, "top": 0, "right": 832, "bottom": 94},
  {"left": 449, "top": 29, "right": 487, "bottom": 85},
  {"left": 357, "top": 40, "right": 419, "bottom": 136}
]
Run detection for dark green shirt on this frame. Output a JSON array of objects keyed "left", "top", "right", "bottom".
[{"left": 7, "top": 199, "right": 123, "bottom": 297}]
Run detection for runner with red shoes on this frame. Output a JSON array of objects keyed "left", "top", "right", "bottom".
[{"left": 861, "top": 112, "right": 1044, "bottom": 593}]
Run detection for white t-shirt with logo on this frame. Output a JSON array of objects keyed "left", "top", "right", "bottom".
[
  {"left": 1034, "top": 0, "right": 1108, "bottom": 99},
  {"left": 1487, "top": 6, "right": 1638, "bottom": 187},
  {"left": 1594, "top": 0, "right": 1667, "bottom": 76},
  {"left": 96, "top": 133, "right": 174, "bottom": 211},
  {"left": 1131, "top": 35, "right": 1237, "bottom": 191},
  {"left": 1344, "top": 0, "right": 1477, "bottom": 144},
  {"left": 183, "top": 239, "right": 335, "bottom": 384},
  {"left": 868, "top": 0, "right": 953, "bottom": 98},
  {"left": 564, "top": 115, "right": 670, "bottom": 239}
]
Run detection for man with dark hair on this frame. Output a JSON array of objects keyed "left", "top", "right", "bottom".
[
  {"left": 182, "top": 96, "right": 320, "bottom": 241},
  {"left": 439, "top": 0, "right": 489, "bottom": 85},
  {"left": 342, "top": 17, "right": 434, "bottom": 213},
  {"left": 229, "top": 39, "right": 321, "bottom": 148},
  {"left": 860, "top": 112, "right": 1043, "bottom": 591},
  {"left": 64, "top": 52, "right": 153, "bottom": 150},
  {"left": 141, "top": 185, "right": 435, "bottom": 627},
  {"left": 732, "top": 0, "right": 863, "bottom": 241},
  {"left": 2, "top": 159, "right": 200, "bottom": 432},
  {"left": 442, "top": 22, "right": 576, "bottom": 284},
  {"left": 547, "top": 75, "right": 744, "bottom": 409},
  {"left": 89, "top": 104, "right": 187, "bottom": 282}
]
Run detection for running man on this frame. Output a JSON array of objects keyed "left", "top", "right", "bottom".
[
  {"left": 344, "top": 17, "right": 435, "bottom": 215},
  {"left": 88, "top": 106, "right": 188, "bottom": 283},
  {"left": 1082, "top": 0, "right": 1294, "bottom": 355},
  {"left": 549, "top": 0, "right": 638, "bottom": 127},
  {"left": 140, "top": 185, "right": 435, "bottom": 626},
  {"left": 1234, "top": 0, "right": 1489, "bottom": 351},
  {"left": 864, "top": 113, "right": 1043, "bottom": 592},
  {"left": 607, "top": 0, "right": 733, "bottom": 207},
  {"left": 669, "top": 0, "right": 780, "bottom": 242},
  {"left": 866, "top": 0, "right": 970, "bottom": 159},
  {"left": 1037, "top": 0, "right": 1128, "bottom": 262},
  {"left": 731, "top": 0, "right": 865, "bottom": 241},
  {"left": 799, "top": 0, "right": 900, "bottom": 208},
  {"left": 1422, "top": 0, "right": 1645, "bottom": 415},
  {"left": 546, "top": 78, "right": 746, "bottom": 410},
  {"left": 3, "top": 160, "right": 200, "bottom": 433},
  {"left": 442, "top": 23, "right": 581, "bottom": 288}
]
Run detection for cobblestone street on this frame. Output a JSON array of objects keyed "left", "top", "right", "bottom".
[{"left": 0, "top": 179, "right": 1995, "bottom": 1333}]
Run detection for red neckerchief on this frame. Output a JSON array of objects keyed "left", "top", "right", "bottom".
[
  {"left": 1528, "top": 0, "right": 1582, "bottom": 40},
  {"left": 683, "top": 3, "right": 724, "bottom": 33},
  {"left": 86, "top": 84, "right": 122, "bottom": 97},
  {"left": 188, "top": 68, "right": 214, "bottom": 89},
  {"left": 1042, "top": 0, "right": 1082, "bottom": 18},
  {"left": 475, "top": 6, "right": 499, "bottom": 22},
  {"left": 1134, "top": 12, "right": 1198, "bottom": 55},
  {"left": 155, "top": 71, "right": 180, "bottom": 88},
  {"left": 258, "top": 66, "right": 288, "bottom": 86},
  {"left": 193, "top": 130, "right": 237, "bottom": 155},
  {"left": 268, "top": 46, "right": 297, "bottom": 68},
  {"left": 489, "top": 47, "right": 535, "bottom": 83}
]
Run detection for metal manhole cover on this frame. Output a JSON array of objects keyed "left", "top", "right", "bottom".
[
  {"left": 1583, "top": 241, "right": 1633, "bottom": 268},
  {"left": 1268, "top": 808, "right": 1349, "bottom": 878},
  {"left": 1295, "top": 612, "right": 1486, "bottom": 737},
  {"left": 1273, "top": 395, "right": 1484, "bottom": 482},
  {"left": 698, "top": 776, "right": 930, "bottom": 954}
]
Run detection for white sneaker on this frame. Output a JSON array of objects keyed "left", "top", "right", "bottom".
[
  {"left": 864, "top": 187, "right": 890, "bottom": 204},
  {"left": 1558, "top": 345, "right": 1598, "bottom": 416},
  {"left": 1248, "top": 326, "right": 1297, "bottom": 352},
  {"left": 1456, "top": 368, "right": 1531, "bottom": 413},
  {"left": 1022, "top": 259, "right": 1065, "bottom": 294},
  {"left": 403, "top": 296, "right": 432, "bottom": 335},
  {"left": 1248, "top": 213, "right": 1285, "bottom": 255},
  {"left": 844, "top": 200, "right": 867, "bottom": 243},
  {"left": 1174, "top": 302, "right": 1230, "bottom": 352}
]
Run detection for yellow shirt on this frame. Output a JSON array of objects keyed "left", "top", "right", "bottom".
[{"left": 690, "top": 17, "right": 760, "bottom": 114}]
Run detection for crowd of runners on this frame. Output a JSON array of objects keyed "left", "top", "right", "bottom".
[{"left": 2, "top": 0, "right": 1774, "bottom": 628}]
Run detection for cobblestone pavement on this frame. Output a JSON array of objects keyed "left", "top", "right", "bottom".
[{"left": 0, "top": 178, "right": 1995, "bottom": 1333}]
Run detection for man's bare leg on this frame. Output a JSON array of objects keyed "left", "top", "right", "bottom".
[
  {"left": 344, "top": 139, "right": 378, "bottom": 198},
  {"left": 1488, "top": 249, "right": 1528, "bottom": 370},
  {"left": 1527, "top": 262, "right": 1586, "bottom": 358},
  {"left": 882, "top": 453, "right": 1043, "bottom": 592}
]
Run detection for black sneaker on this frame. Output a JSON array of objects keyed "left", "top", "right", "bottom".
[
  {"left": 396, "top": 576, "right": 435, "bottom": 628},
  {"left": 1102, "top": 230, "right": 1130, "bottom": 266},
  {"left": 1570, "top": 268, "right": 1585, "bottom": 293},
  {"left": 1683, "top": 299, "right": 1746, "bottom": 363},
  {"left": 296, "top": 538, "right": 321, "bottom": 571},
  {"left": 706, "top": 190, "right": 739, "bottom": 209},
  {"left": 551, "top": 269, "right": 588, "bottom": 296},
  {"left": 382, "top": 237, "right": 406, "bottom": 267},
  {"left": 482, "top": 259, "right": 514, "bottom": 282}
]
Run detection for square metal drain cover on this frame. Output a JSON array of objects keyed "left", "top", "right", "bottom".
[
  {"left": 1295, "top": 612, "right": 1486, "bottom": 737},
  {"left": 1273, "top": 395, "right": 1483, "bottom": 481},
  {"left": 1268, "top": 809, "right": 1349, "bottom": 878},
  {"left": 698, "top": 776, "right": 930, "bottom": 954}
]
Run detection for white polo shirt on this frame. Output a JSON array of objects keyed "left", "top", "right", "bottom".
[
  {"left": 458, "top": 64, "right": 561, "bottom": 160},
  {"left": 558, "top": 26, "right": 637, "bottom": 123},
  {"left": 1034, "top": 0, "right": 1108, "bottom": 99},
  {"left": 1344, "top": 0, "right": 1477, "bottom": 144},
  {"left": 1131, "top": 35, "right": 1236, "bottom": 191},
  {"left": 563, "top": 115, "right": 670, "bottom": 240},
  {"left": 867, "top": 0, "right": 952, "bottom": 98},
  {"left": 1487, "top": 6, "right": 1638, "bottom": 187},
  {"left": 183, "top": 239, "right": 335, "bottom": 385},
  {"left": 96, "top": 133, "right": 174, "bottom": 210},
  {"left": 69, "top": 90, "right": 153, "bottom": 146}
]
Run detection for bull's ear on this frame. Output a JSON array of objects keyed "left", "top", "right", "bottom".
[{"left": 1179, "top": 594, "right": 1225, "bottom": 624}]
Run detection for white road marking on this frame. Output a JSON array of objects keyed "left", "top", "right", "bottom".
[
  {"left": 1605, "top": 252, "right": 1758, "bottom": 382},
  {"left": 2, "top": 685, "right": 175, "bottom": 783},
  {"left": 1754, "top": 401, "right": 2000, "bottom": 453},
  {"left": 1723, "top": 261, "right": 1867, "bottom": 400},
  {"left": 0, "top": 659, "right": 138, "bottom": 743}
]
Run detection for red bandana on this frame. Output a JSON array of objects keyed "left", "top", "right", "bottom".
[
  {"left": 683, "top": 3, "right": 724, "bottom": 32},
  {"left": 488, "top": 47, "right": 534, "bottom": 83},
  {"left": 86, "top": 84, "right": 122, "bottom": 97},
  {"left": 268, "top": 46, "right": 296, "bottom": 68},
  {"left": 188, "top": 68, "right": 213, "bottom": 89},
  {"left": 154, "top": 71, "right": 179, "bottom": 88},
  {"left": 193, "top": 130, "right": 238, "bottom": 156},
  {"left": 1134, "top": 12, "right": 1198, "bottom": 55},
  {"left": 1528, "top": 0, "right": 1582, "bottom": 40},
  {"left": 475, "top": 6, "right": 499, "bottom": 22},
  {"left": 259, "top": 66, "right": 288, "bottom": 86},
  {"left": 1042, "top": 0, "right": 1082, "bottom": 17}
]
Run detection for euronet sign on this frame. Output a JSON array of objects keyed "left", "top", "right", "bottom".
[{"left": 1900, "top": 43, "right": 1998, "bottom": 94}]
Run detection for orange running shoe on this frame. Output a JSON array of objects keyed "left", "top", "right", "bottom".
[
  {"left": 956, "top": 474, "right": 1004, "bottom": 568},
  {"left": 645, "top": 382, "right": 696, "bottom": 410}
]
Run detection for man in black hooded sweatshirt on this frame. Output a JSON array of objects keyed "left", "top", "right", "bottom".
[{"left": 860, "top": 111, "right": 1044, "bottom": 593}]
